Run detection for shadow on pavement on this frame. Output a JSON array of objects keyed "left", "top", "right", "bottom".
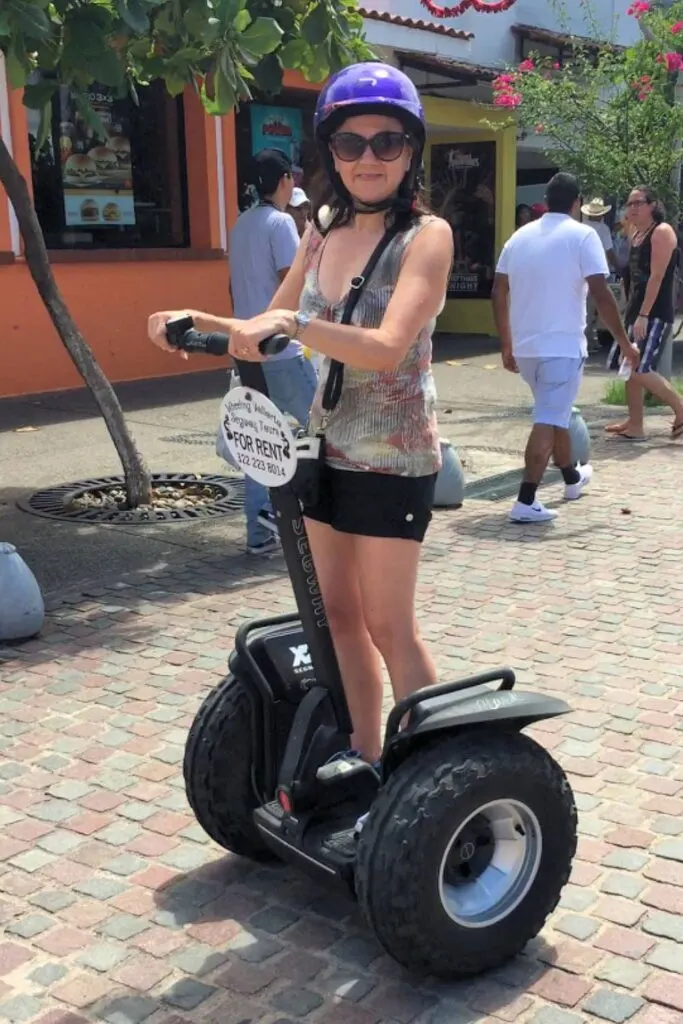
[{"left": 150, "top": 852, "right": 558, "bottom": 1018}]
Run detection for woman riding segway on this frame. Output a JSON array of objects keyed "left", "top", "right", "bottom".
[
  {"left": 149, "top": 64, "right": 454, "bottom": 768},
  {"left": 149, "top": 64, "right": 577, "bottom": 979}
]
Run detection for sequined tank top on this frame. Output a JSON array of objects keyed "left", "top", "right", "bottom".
[{"left": 300, "top": 217, "right": 442, "bottom": 478}]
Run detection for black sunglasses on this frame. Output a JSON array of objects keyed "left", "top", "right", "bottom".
[{"left": 329, "top": 131, "right": 410, "bottom": 163}]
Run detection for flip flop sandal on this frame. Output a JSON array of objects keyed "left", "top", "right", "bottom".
[
  {"left": 604, "top": 423, "right": 630, "bottom": 434},
  {"left": 671, "top": 421, "right": 683, "bottom": 440},
  {"left": 618, "top": 433, "right": 647, "bottom": 442}
]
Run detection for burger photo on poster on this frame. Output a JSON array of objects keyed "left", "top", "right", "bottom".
[
  {"left": 88, "top": 145, "right": 118, "bottom": 179},
  {"left": 108, "top": 136, "right": 131, "bottom": 172},
  {"left": 63, "top": 153, "right": 98, "bottom": 187},
  {"left": 80, "top": 198, "right": 100, "bottom": 222},
  {"left": 102, "top": 202, "right": 121, "bottom": 222}
]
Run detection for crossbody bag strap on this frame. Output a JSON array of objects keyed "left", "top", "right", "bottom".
[{"left": 322, "top": 226, "right": 400, "bottom": 413}]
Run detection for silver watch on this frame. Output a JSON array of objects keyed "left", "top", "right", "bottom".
[{"left": 293, "top": 310, "right": 311, "bottom": 338}]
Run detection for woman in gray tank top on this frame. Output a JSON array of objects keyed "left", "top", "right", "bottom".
[{"left": 148, "top": 64, "right": 454, "bottom": 767}]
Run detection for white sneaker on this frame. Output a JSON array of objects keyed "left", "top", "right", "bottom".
[
  {"left": 564, "top": 464, "right": 593, "bottom": 502},
  {"left": 509, "top": 500, "right": 558, "bottom": 523}
]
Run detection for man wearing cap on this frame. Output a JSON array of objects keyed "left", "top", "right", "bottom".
[
  {"left": 287, "top": 187, "right": 311, "bottom": 238},
  {"left": 228, "top": 149, "right": 317, "bottom": 555}
]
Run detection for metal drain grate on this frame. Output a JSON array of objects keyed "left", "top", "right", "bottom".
[
  {"left": 18, "top": 473, "right": 245, "bottom": 525},
  {"left": 464, "top": 467, "right": 561, "bottom": 502}
]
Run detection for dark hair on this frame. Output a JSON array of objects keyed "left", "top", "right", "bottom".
[
  {"left": 251, "top": 149, "right": 292, "bottom": 200},
  {"left": 515, "top": 203, "right": 532, "bottom": 226},
  {"left": 631, "top": 185, "right": 666, "bottom": 224},
  {"left": 545, "top": 172, "right": 581, "bottom": 214}
]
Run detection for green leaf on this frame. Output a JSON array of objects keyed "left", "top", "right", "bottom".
[
  {"left": 22, "top": 79, "right": 57, "bottom": 109},
  {"left": 253, "top": 52, "right": 283, "bottom": 95},
  {"left": 234, "top": 9, "right": 251, "bottom": 32},
  {"left": 5, "top": 0, "right": 52, "bottom": 40},
  {"left": 74, "top": 94, "right": 108, "bottom": 142},
  {"left": 164, "top": 72, "right": 188, "bottom": 96},
  {"left": 214, "top": 63, "right": 237, "bottom": 113},
  {"left": 305, "top": 45, "right": 329, "bottom": 82},
  {"left": 34, "top": 99, "right": 52, "bottom": 153},
  {"left": 5, "top": 45, "right": 28, "bottom": 87},
  {"left": 301, "top": 3, "right": 330, "bottom": 47},
  {"left": 278, "top": 37, "right": 309, "bottom": 68},
  {"left": 0, "top": 11, "right": 11, "bottom": 36},
  {"left": 239, "top": 16, "right": 283, "bottom": 57},
  {"left": 116, "top": 0, "right": 149, "bottom": 34}
]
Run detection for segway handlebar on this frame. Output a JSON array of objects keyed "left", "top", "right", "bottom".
[{"left": 164, "top": 314, "right": 290, "bottom": 358}]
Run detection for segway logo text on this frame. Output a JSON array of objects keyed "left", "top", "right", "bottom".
[{"left": 290, "top": 645, "right": 312, "bottom": 669}]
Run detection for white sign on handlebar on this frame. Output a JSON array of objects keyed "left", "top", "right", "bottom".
[{"left": 220, "top": 387, "right": 297, "bottom": 488}]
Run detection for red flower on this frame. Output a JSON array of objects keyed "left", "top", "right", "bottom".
[
  {"left": 672, "top": 21, "right": 683, "bottom": 34},
  {"left": 663, "top": 51, "right": 683, "bottom": 71},
  {"left": 518, "top": 58, "right": 535, "bottom": 72},
  {"left": 626, "top": 1, "right": 651, "bottom": 17},
  {"left": 494, "top": 92, "right": 522, "bottom": 108}
]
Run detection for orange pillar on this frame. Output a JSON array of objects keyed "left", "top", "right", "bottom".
[{"left": 183, "top": 87, "right": 222, "bottom": 251}]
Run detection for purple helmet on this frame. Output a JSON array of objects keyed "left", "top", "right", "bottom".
[{"left": 314, "top": 62, "right": 425, "bottom": 148}]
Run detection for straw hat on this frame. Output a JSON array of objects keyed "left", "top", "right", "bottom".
[{"left": 581, "top": 197, "right": 612, "bottom": 217}]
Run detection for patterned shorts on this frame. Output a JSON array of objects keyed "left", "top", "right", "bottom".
[{"left": 607, "top": 318, "right": 672, "bottom": 375}]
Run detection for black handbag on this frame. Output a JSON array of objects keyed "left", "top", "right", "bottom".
[{"left": 292, "top": 226, "right": 399, "bottom": 506}]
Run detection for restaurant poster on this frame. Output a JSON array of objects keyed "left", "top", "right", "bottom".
[
  {"left": 59, "top": 85, "right": 135, "bottom": 228},
  {"left": 430, "top": 141, "right": 497, "bottom": 299},
  {"left": 250, "top": 104, "right": 303, "bottom": 184}
]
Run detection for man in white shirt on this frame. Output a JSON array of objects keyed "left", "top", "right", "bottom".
[{"left": 492, "top": 172, "right": 639, "bottom": 523}]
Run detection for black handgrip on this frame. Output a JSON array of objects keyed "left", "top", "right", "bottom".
[{"left": 164, "top": 315, "right": 290, "bottom": 358}]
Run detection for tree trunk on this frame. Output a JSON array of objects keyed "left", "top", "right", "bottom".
[{"left": 0, "top": 134, "right": 152, "bottom": 507}]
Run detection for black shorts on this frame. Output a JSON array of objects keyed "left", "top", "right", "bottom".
[{"left": 303, "top": 466, "right": 437, "bottom": 542}]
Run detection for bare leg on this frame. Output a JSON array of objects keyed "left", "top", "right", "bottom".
[
  {"left": 606, "top": 377, "right": 645, "bottom": 435},
  {"left": 551, "top": 426, "right": 572, "bottom": 468},
  {"left": 523, "top": 423, "right": 555, "bottom": 484},
  {"left": 305, "top": 518, "right": 384, "bottom": 762},
  {"left": 355, "top": 535, "right": 437, "bottom": 705},
  {"left": 634, "top": 370, "right": 683, "bottom": 431}
]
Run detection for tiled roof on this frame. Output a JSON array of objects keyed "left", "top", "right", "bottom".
[
  {"left": 397, "top": 50, "right": 498, "bottom": 81},
  {"left": 359, "top": 8, "right": 474, "bottom": 40}
]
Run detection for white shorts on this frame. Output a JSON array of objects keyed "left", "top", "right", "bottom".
[{"left": 516, "top": 357, "right": 585, "bottom": 429}]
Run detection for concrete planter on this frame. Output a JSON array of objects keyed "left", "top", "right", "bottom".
[
  {"left": 0, "top": 544, "right": 45, "bottom": 641},
  {"left": 434, "top": 440, "right": 465, "bottom": 508},
  {"left": 569, "top": 407, "right": 591, "bottom": 466}
]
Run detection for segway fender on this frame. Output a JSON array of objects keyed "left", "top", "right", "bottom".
[{"left": 399, "top": 689, "right": 570, "bottom": 743}]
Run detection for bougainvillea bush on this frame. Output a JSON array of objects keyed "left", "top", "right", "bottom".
[{"left": 491, "top": 0, "right": 683, "bottom": 211}]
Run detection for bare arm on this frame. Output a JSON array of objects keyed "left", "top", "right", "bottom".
[
  {"left": 638, "top": 223, "right": 677, "bottom": 317},
  {"left": 491, "top": 273, "right": 516, "bottom": 371}
]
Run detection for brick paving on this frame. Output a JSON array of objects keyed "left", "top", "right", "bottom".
[{"left": 1, "top": 439, "right": 683, "bottom": 1024}]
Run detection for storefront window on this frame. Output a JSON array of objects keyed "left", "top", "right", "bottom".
[
  {"left": 430, "top": 141, "right": 497, "bottom": 300},
  {"left": 28, "top": 79, "right": 189, "bottom": 249},
  {"left": 235, "top": 92, "right": 317, "bottom": 211}
]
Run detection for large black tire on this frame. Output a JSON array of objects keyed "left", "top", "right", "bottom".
[
  {"left": 355, "top": 731, "right": 576, "bottom": 979},
  {"left": 183, "top": 675, "right": 276, "bottom": 861}
]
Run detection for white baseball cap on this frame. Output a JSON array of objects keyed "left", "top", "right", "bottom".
[{"left": 289, "top": 187, "right": 310, "bottom": 208}]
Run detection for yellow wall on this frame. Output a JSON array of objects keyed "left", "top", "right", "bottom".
[{"left": 423, "top": 96, "right": 516, "bottom": 336}]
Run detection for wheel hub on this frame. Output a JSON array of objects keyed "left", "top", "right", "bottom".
[
  {"left": 443, "top": 814, "right": 495, "bottom": 885},
  {"left": 438, "top": 799, "right": 542, "bottom": 929}
]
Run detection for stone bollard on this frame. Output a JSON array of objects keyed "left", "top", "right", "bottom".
[
  {"left": 434, "top": 439, "right": 465, "bottom": 508},
  {"left": 568, "top": 407, "right": 591, "bottom": 466},
  {"left": 0, "top": 544, "right": 45, "bottom": 641}
]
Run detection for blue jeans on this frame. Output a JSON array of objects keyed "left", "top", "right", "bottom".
[{"left": 242, "top": 356, "right": 317, "bottom": 547}]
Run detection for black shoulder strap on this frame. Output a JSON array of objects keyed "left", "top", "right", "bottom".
[{"left": 321, "top": 226, "right": 400, "bottom": 413}]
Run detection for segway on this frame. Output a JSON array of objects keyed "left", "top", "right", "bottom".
[{"left": 166, "top": 316, "right": 578, "bottom": 979}]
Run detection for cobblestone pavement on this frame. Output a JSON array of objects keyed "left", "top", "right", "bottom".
[{"left": 1, "top": 439, "right": 683, "bottom": 1024}]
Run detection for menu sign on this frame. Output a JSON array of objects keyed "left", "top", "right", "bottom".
[
  {"left": 430, "top": 142, "right": 497, "bottom": 299},
  {"left": 59, "top": 86, "right": 135, "bottom": 227}
]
